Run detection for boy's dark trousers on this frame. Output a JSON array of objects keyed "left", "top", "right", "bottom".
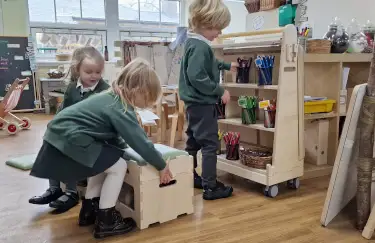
[{"left": 185, "top": 104, "right": 218, "bottom": 189}]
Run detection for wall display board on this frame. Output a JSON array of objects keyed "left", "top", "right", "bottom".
[{"left": 0, "top": 36, "right": 35, "bottom": 110}]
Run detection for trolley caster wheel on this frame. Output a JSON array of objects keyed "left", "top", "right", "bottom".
[
  {"left": 0, "top": 122, "right": 4, "bottom": 130},
  {"left": 263, "top": 185, "right": 279, "bottom": 198},
  {"left": 20, "top": 117, "right": 31, "bottom": 129},
  {"left": 287, "top": 178, "right": 300, "bottom": 189},
  {"left": 6, "top": 122, "right": 19, "bottom": 135}
]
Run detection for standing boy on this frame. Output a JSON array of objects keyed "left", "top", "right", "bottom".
[{"left": 179, "top": 0, "right": 238, "bottom": 200}]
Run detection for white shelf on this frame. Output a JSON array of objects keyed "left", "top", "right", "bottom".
[
  {"left": 218, "top": 118, "right": 275, "bottom": 132},
  {"left": 217, "top": 154, "right": 267, "bottom": 185},
  {"left": 221, "top": 83, "right": 278, "bottom": 90}
]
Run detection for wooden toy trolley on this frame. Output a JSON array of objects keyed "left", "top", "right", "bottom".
[
  {"left": 207, "top": 24, "right": 305, "bottom": 198},
  {"left": 0, "top": 78, "right": 32, "bottom": 135}
]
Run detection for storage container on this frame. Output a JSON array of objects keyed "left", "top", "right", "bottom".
[{"left": 304, "top": 99, "right": 336, "bottom": 114}]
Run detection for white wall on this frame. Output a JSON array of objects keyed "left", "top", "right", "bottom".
[
  {"left": 222, "top": 0, "right": 248, "bottom": 34},
  {"left": 246, "top": 9, "right": 279, "bottom": 32},
  {"left": 305, "top": 0, "right": 375, "bottom": 38}
]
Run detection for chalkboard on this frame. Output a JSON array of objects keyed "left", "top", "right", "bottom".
[{"left": 0, "top": 36, "right": 35, "bottom": 110}]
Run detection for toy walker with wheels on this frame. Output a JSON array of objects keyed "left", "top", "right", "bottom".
[{"left": 0, "top": 78, "right": 31, "bottom": 135}]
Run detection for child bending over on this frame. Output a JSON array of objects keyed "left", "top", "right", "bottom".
[
  {"left": 179, "top": 0, "right": 238, "bottom": 200},
  {"left": 30, "top": 58, "right": 173, "bottom": 239},
  {"left": 29, "top": 46, "right": 110, "bottom": 212}
]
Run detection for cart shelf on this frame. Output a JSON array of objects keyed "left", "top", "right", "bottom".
[
  {"left": 208, "top": 24, "right": 304, "bottom": 198},
  {"left": 218, "top": 118, "right": 275, "bottom": 132}
]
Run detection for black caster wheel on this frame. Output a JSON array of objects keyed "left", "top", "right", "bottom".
[
  {"left": 263, "top": 185, "right": 279, "bottom": 198},
  {"left": 287, "top": 178, "right": 300, "bottom": 189}
]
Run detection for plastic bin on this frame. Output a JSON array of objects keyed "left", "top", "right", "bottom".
[{"left": 304, "top": 99, "right": 336, "bottom": 114}]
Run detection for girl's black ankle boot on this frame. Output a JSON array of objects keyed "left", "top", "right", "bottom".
[
  {"left": 78, "top": 197, "right": 99, "bottom": 226},
  {"left": 93, "top": 207, "right": 136, "bottom": 239}
]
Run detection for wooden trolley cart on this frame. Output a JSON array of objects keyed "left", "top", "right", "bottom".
[{"left": 205, "top": 24, "right": 304, "bottom": 198}]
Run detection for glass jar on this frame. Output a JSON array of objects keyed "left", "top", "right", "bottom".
[
  {"left": 363, "top": 20, "right": 375, "bottom": 53},
  {"left": 323, "top": 17, "right": 350, "bottom": 53},
  {"left": 347, "top": 18, "right": 368, "bottom": 53}
]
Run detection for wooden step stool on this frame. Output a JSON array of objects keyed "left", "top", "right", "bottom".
[{"left": 116, "top": 144, "right": 194, "bottom": 230}]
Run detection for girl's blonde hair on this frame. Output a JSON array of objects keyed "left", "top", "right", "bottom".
[
  {"left": 111, "top": 58, "right": 161, "bottom": 108},
  {"left": 66, "top": 46, "right": 105, "bottom": 82},
  {"left": 188, "top": 0, "right": 231, "bottom": 32}
]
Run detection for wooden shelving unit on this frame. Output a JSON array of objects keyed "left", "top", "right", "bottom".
[
  {"left": 303, "top": 53, "right": 372, "bottom": 173},
  {"left": 211, "top": 25, "right": 305, "bottom": 198}
]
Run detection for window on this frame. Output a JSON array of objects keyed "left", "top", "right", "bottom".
[
  {"left": 119, "top": 0, "right": 180, "bottom": 26},
  {"left": 31, "top": 28, "right": 107, "bottom": 59},
  {"left": 28, "top": 0, "right": 105, "bottom": 24},
  {"left": 120, "top": 31, "right": 176, "bottom": 42}
]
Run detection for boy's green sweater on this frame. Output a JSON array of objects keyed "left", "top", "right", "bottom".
[
  {"left": 43, "top": 92, "right": 166, "bottom": 171},
  {"left": 179, "top": 38, "right": 231, "bottom": 107}
]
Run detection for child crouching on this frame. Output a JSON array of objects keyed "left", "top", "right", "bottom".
[{"left": 30, "top": 58, "right": 173, "bottom": 239}]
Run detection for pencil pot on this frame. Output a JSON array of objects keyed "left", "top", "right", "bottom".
[
  {"left": 264, "top": 110, "right": 276, "bottom": 128},
  {"left": 298, "top": 37, "right": 307, "bottom": 52},
  {"left": 226, "top": 144, "right": 239, "bottom": 160},
  {"left": 216, "top": 101, "right": 226, "bottom": 119},
  {"left": 217, "top": 143, "right": 222, "bottom": 155},
  {"left": 241, "top": 108, "right": 257, "bottom": 124},
  {"left": 236, "top": 58, "right": 252, "bottom": 83},
  {"left": 257, "top": 68, "right": 272, "bottom": 85}
]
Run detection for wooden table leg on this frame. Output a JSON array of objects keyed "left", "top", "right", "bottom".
[{"left": 156, "top": 99, "right": 163, "bottom": 143}]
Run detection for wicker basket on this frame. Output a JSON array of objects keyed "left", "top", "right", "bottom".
[
  {"left": 307, "top": 39, "right": 332, "bottom": 54},
  {"left": 239, "top": 145, "right": 272, "bottom": 169},
  {"left": 260, "top": 0, "right": 280, "bottom": 11},
  {"left": 244, "top": 0, "right": 260, "bottom": 13}
]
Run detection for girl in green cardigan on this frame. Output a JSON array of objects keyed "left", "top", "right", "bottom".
[
  {"left": 29, "top": 47, "right": 110, "bottom": 212},
  {"left": 30, "top": 58, "right": 173, "bottom": 239}
]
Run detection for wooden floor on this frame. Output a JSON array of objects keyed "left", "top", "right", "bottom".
[{"left": 0, "top": 113, "right": 372, "bottom": 243}]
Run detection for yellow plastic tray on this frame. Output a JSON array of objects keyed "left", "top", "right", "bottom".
[{"left": 304, "top": 99, "right": 336, "bottom": 114}]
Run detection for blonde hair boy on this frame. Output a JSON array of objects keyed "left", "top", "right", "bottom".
[
  {"left": 188, "top": 0, "right": 231, "bottom": 33},
  {"left": 179, "top": 0, "right": 238, "bottom": 200}
]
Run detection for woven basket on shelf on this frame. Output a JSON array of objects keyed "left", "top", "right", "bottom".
[
  {"left": 239, "top": 145, "right": 272, "bottom": 169},
  {"left": 260, "top": 0, "right": 280, "bottom": 11},
  {"left": 244, "top": 0, "right": 260, "bottom": 13},
  {"left": 307, "top": 39, "right": 332, "bottom": 54}
]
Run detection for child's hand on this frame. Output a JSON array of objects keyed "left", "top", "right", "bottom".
[
  {"left": 159, "top": 164, "right": 173, "bottom": 184},
  {"left": 230, "top": 62, "right": 239, "bottom": 72},
  {"left": 221, "top": 90, "right": 231, "bottom": 104}
]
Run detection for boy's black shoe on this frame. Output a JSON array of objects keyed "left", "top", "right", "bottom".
[
  {"left": 203, "top": 181, "right": 233, "bottom": 200},
  {"left": 93, "top": 207, "right": 136, "bottom": 239},
  {"left": 49, "top": 192, "right": 79, "bottom": 212},
  {"left": 77, "top": 179, "right": 88, "bottom": 187},
  {"left": 79, "top": 197, "right": 100, "bottom": 226},
  {"left": 194, "top": 170, "right": 203, "bottom": 189},
  {"left": 29, "top": 188, "right": 63, "bottom": 205}
]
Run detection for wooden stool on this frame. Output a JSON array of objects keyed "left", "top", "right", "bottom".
[{"left": 116, "top": 144, "right": 194, "bottom": 230}]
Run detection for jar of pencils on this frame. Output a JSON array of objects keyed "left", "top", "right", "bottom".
[
  {"left": 238, "top": 96, "right": 257, "bottom": 124},
  {"left": 264, "top": 102, "right": 276, "bottom": 128},
  {"left": 223, "top": 132, "right": 240, "bottom": 160}
]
